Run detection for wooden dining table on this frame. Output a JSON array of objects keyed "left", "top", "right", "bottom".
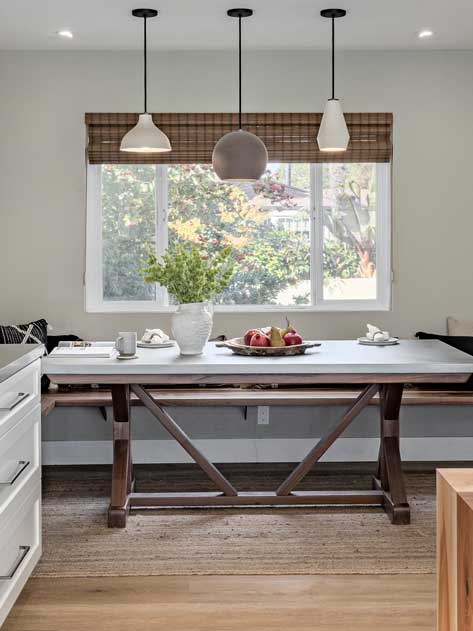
[{"left": 43, "top": 339, "right": 473, "bottom": 528}]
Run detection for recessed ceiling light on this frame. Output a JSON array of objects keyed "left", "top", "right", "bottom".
[
  {"left": 56, "top": 30, "right": 74, "bottom": 39},
  {"left": 418, "top": 29, "right": 434, "bottom": 39}
]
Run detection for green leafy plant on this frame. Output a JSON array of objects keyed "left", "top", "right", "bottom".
[
  {"left": 323, "top": 240, "right": 359, "bottom": 281},
  {"left": 141, "top": 243, "right": 234, "bottom": 304}
]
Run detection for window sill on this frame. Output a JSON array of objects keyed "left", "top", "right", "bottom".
[{"left": 86, "top": 302, "right": 391, "bottom": 314}]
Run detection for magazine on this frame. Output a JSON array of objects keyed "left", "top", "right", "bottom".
[{"left": 49, "top": 341, "right": 116, "bottom": 359}]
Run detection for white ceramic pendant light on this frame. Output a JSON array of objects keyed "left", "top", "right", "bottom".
[
  {"left": 317, "top": 8, "right": 349, "bottom": 152},
  {"left": 121, "top": 8, "right": 171, "bottom": 154},
  {"left": 212, "top": 8, "right": 268, "bottom": 181}
]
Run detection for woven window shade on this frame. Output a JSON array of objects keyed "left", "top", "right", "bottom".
[{"left": 85, "top": 112, "right": 392, "bottom": 164}]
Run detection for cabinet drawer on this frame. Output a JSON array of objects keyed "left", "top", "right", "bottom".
[
  {"left": 0, "top": 405, "right": 40, "bottom": 520},
  {"left": 0, "top": 481, "right": 41, "bottom": 627},
  {"left": 0, "top": 360, "right": 40, "bottom": 440}
]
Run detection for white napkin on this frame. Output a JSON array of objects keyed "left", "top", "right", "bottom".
[
  {"left": 366, "top": 324, "right": 390, "bottom": 342},
  {"left": 141, "top": 328, "right": 170, "bottom": 344}
]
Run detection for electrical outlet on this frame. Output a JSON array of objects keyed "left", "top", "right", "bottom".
[{"left": 257, "top": 406, "right": 270, "bottom": 425}]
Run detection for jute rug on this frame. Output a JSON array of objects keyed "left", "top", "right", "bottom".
[{"left": 34, "top": 465, "right": 436, "bottom": 577}]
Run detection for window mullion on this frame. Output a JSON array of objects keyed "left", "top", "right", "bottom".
[
  {"left": 309, "top": 164, "right": 316, "bottom": 306},
  {"left": 311, "top": 164, "right": 324, "bottom": 306},
  {"left": 375, "top": 163, "right": 391, "bottom": 309},
  {"left": 155, "top": 164, "right": 168, "bottom": 258},
  {"left": 155, "top": 164, "right": 169, "bottom": 306}
]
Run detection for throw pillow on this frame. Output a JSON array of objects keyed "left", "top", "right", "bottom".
[
  {"left": 0, "top": 318, "right": 48, "bottom": 346},
  {"left": 0, "top": 318, "right": 49, "bottom": 391}
]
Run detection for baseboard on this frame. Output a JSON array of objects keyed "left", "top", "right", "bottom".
[{"left": 41, "top": 437, "right": 473, "bottom": 466}]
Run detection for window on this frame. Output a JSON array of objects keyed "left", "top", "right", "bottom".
[{"left": 86, "top": 162, "right": 390, "bottom": 312}]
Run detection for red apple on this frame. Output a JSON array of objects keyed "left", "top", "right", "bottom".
[
  {"left": 244, "top": 328, "right": 260, "bottom": 346},
  {"left": 250, "top": 332, "right": 271, "bottom": 347},
  {"left": 283, "top": 331, "right": 303, "bottom": 346}
]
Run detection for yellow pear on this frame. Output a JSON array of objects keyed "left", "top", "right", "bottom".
[
  {"left": 270, "top": 326, "right": 286, "bottom": 347},
  {"left": 280, "top": 317, "right": 295, "bottom": 338}
]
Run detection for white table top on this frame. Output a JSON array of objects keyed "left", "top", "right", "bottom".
[{"left": 42, "top": 340, "right": 473, "bottom": 376}]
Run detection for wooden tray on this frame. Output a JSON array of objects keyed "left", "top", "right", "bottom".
[{"left": 215, "top": 338, "right": 321, "bottom": 357}]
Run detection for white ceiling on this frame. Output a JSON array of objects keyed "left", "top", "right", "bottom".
[{"left": 1, "top": 0, "right": 472, "bottom": 51}]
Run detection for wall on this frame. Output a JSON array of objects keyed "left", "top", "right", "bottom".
[
  {"left": 42, "top": 404, "right": 473, "bottom": 465},
  {"left": 1, "top": 49, "right": 473, "bottom": 460},
  {"left": 1, "top": 49, "right": 473, "bottom": 339}
]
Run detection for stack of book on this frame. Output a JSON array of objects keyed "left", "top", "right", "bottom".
[{"left": 48, "top": 341, "right": 116, "bottom": 359}]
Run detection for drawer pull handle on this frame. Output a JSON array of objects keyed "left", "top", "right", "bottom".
[
  {"left": 0, "top": 460, "right": 30, "bottom": 486},
  {"left": 0, "top": 545, "right": 30, "bottom": 580},
  {"left": 11, "top": 392, "right": 30, "bottom": 409},
  {"left": 0, "top": 392, "right": 30, "bottom": 411}
]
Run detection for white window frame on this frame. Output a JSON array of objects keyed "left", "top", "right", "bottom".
[
  {"left": 86, "top": 163, "right": 391, "bottom": 313},
  {"left": 312, "top": 163, "right": 391, "bottom": 312}
]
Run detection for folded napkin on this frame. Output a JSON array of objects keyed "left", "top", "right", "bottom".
[
  {"left": 141, "top": 328, "right": 170, "bottom": 344},
  {"left": 366, "top": 324, "right": 390, "bottom": 342}
]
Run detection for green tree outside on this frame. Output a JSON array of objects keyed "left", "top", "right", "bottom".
[{"left": 101, "top": 163, "right": 376, "bottom": 305}]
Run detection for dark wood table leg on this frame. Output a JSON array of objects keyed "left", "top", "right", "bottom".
[
  {"left": 127, "top": 438, "right": 135, "bottom": 494},
  {"left": 373, "top": 384, "right": 410, "bottom": 525},
  {"left": 108, "top": 384, "right": 132, "bottom": 528}
]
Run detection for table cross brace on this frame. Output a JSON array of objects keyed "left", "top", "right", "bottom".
[
  {"left": 276, "top": 384, "right": 379, "bottom": 496},
  {"left": 131, "top": 385, "right": 238, "bottom": 497}
]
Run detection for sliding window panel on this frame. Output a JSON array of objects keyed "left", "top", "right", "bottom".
[
  {"left": 314, "top": 162, "right": 391, "bottom": 311},
  {"left": 86, "top": 164, "right": 165, "bottom": 312},
  {"left": 101, "top": 164, "right": 157, "bottom": 302}
]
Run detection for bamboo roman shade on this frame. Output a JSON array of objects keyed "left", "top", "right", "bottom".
[{"left": 85, "top": 112, "right": 392, "bottom": 164}]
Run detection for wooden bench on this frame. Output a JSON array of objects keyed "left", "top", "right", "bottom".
[{"left": 41, "top": 387, "right": 473, "bottom": 418}]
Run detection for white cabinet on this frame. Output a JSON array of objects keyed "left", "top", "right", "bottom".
[{"left": 0, "top": 357, "right": 41, "bottom": 628}]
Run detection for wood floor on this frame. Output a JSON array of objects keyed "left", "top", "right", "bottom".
[
  {"left": 5, "top": 465, "right": 443, "bottom": 629},
  {"left": 4, "top": 574, "right": 435, "bottom": 631}
]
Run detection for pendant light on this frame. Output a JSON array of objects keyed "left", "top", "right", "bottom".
[
  {"left": 121, "top": 8, "right": 171, "bottom": 153},
  {"left": 317, "top": 8, "right": 349, "bottom": 152},
  {"left": 212, "top": 8, "right": 268, "bottom": 182}
]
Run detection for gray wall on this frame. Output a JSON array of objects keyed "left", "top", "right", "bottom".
[
  {"left": 1, "top": 49, "right": 473, "bottom": 339},
  {"left": 42, "top": 404, "right": 473, "bottom": 464},
  {"left": 44, "top": 405, "right": 473, "bottom": 442},
  {"left": 1, "top": 49, "right": 473, "bottom": 460}
]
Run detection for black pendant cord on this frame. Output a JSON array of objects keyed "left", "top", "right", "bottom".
[
  {"left": 238, "top": 15, "right": 242, "bottom": 130},
  {"left": 321, "top": 9, "right": 346, "bottom": 100},
  {"left": 331, "top": 16, "right": 335, "bottom": 100},
  {"left": 131, "top": 9, "right": 157, "bottom": 115},
  {"left": 227, "top": 8, "right": 252, "bottom": 130},
  {"left": 143, "top": 16, "right": 148, "bottom": 113}
]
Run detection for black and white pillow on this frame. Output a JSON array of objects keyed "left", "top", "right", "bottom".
[
  {"left": 0, "top": 318, "right": 49, "bottom": 346},
  {"left": 0, "top": 319, "right": 49, "bottom": 391}
]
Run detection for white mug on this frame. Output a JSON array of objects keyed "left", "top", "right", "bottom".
[{"left": 115, "top": 332, "right": 137, "bottom": 356}]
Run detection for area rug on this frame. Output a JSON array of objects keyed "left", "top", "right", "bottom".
[{"left": 34, "top": 466, "right": 436, "bottom": 577}]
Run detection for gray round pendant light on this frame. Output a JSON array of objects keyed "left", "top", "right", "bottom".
[
  {"left": 212, "top": 8, "right": 268, "bottom": 182},
  {"left": 317, "top": 8, "right": 350, "bottom": 152},
  {"left": 120, "top": 8, "right": 171, "bottom": 153}
]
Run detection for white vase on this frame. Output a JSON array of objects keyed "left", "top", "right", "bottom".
[{"left": 171, "top": 301, "right": 213, "bottom": 355}]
